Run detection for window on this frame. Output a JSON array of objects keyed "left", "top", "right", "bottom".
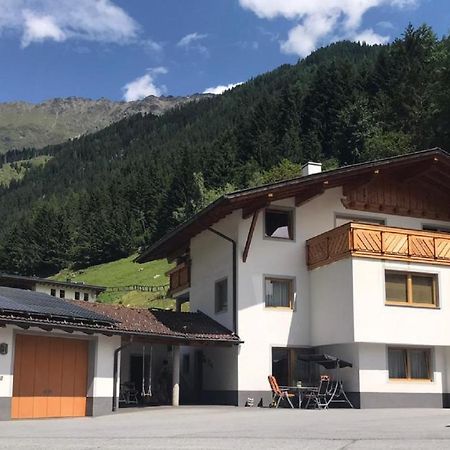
[
  {"left": 83, "top": 293, "right": 89, "bottom": 302},
  {"left": 272, "top": 347, "right": 318, "bottom": 387},
  {"left": 265, "top": 277, "right": 293, "bottom": 308},
  {"left": 388, "top": 347, "right": 432, "bottom": 380},
  {"left": 215, "top": 278, "right": 228, "bottom": 313},
  {"left": 50, "top": 288, "right": 56, "bottom": 297},
  {"left": 74, "top": 291, "right": 80, "bottom": 300},
  {"left": 264, "top": 208, "right": 294, "bottom": 240},
  {"left": 335, "top": 214, "right": 385, "bottom": 228},
  {"left": 385, "top": 271, "right": 437, "bottom": 307},
  {"left": 59, "top": 289, "right": 65, "bottom": 299}
]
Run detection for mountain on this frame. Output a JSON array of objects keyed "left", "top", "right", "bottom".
[
  {"left": 0, "top": 25, "right": 449, "bottom": 276},
  {"left": 0, "top": 94, "right": 210, "bottom": 153}
]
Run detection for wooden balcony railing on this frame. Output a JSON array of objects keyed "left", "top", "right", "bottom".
[
  {"left": 166, "top": 262, "right": 190, "bottom": 295},
  {"left": 306, "top": 222, "right": 450, "bottom": 270}
]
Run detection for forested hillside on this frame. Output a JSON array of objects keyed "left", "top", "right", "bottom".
[{"left": 0, "top": 25, "right": 449, "bottom": 276}]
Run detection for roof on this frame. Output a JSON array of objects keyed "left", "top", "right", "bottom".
[
  {"left": 0, "top": 287, "right": 240, "bottom": 345},
  {"left": 0, "top": 273, "right": 106, "bottom": 293},
  {"left": 0, "top": 286, "right": 114, "bottom": 326},
  {"left": 78, "top": 302, "right": 240, "bottom": 343},
  {"left": 136, "top": 148, "right": 450, "bottom": 262}
]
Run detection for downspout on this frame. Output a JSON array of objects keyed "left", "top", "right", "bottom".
[
  {"left": 208, "top": 227, "right": 237, "bottom": 334},
  {"left": 112, "top": 338, "right": 133, "bottom": 412}
]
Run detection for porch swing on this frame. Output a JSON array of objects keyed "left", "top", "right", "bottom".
[{"left": 141, "top": 344, "right": 153, "bottom": 398}]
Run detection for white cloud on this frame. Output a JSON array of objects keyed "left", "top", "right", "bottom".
[
  {"left": 353, "top": 28, "right": 389, "bottom": 45},
  {"left": 203, "top": 82, "right": 243, "bottom": 95},
  {"left": 22, "top": 10, "right": 66, "bottom": 47},
  {"left": 177, "top": 32, "right": 207, "bottom": 47},
  {"left": 238, "top": 0, "right": 421, "bottom": 57},
  {"left": 0, "top": 0, "right": 139, "bottom": 47},
  {"left": 177, "top": 32, "right": 209, "bottom": 55},
  {"left": 122, "top": 67, "right": 168, "bottom": 101},
  {"left": 141, "top": 39, "right": 163, "bottom": 54}
]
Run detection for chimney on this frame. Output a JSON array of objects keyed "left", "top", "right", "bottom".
[{"left": 301, "top": 162, "right": 322, "bottom": 177}]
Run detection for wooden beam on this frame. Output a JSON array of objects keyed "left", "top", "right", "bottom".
[
  {"left": 395, "top": 160, "right": 436, "bottom": 183},
  {"left": 342, "top": 172, "right": 377, "bottom": 196},
  {"left": 295, "top": 186, "right": 324, "bottom": 206},
  {"left": 242, "top": 200, "right": 268, "bottom": 219},
  {"left": 243, "top": 210, "right": 260, "bottom": 263},
  {"left": 419, "top": 176, "right": 450, "bottom": 199}
]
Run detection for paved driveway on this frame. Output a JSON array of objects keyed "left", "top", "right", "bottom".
[{"left": 1, "top": 407, "right": 450, "bottom": 449}]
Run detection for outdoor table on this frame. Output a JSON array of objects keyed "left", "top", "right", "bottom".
[{"left": 281, "top": 385, "right": 318, "bottom": 408}]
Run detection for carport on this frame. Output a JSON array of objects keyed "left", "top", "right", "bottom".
[{"left": 0, "top": 287, "right": 240, "bottom": 420}]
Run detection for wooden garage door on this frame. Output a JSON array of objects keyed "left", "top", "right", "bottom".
[{"left": 12, "top": 334, "right": 88, "bottom": 419}]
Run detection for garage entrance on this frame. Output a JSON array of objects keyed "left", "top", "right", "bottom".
[{"left": 11, "top": 334, "right": 88, "bottom": 419}]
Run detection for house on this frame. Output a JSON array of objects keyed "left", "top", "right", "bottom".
[
  {"left": 0, "top": 273, "right": 106, "bottom": 302},
  {"left": 137, "top": 148, "right": 450, "bottom": 408},
  {"left": 0, "top": 286, "right": 238, "bottom": 420}
]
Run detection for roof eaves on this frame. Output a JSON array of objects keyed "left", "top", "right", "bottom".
[
  {"left": 135, "top": 194, "right": 231, "bottom": 263},
  {"left": 0, "top": 317, "right": 242, "bottom": 344},
  {"left": 137, "top": 147, "right": 449, "bottom": 262}
]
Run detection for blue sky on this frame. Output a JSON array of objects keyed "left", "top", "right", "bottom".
[{"left": 0, "top": 0, "right": 449, "bottom": 103}]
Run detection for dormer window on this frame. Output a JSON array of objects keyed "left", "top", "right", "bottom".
[{"left": 264, "top": 208, "right": 294, "bottom": 240}]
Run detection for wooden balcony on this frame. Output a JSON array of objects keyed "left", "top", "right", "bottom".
[
  {"left": 166, "top": 262, "right": 190, "bottom": 295},
  {"left": 306, "top": 222, "right": 450, "bottom": 270}
]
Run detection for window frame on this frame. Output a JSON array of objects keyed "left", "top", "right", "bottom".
[
  {"left": 384, "top": 270, "right": 438, "bottom": 308},
  {"left": 50, "top": 288, "right": 56, "bottom": 297},
  {"left": 214, "top": 277, "right": 228, "bottom": 314},
  {"left": 74, "top": 291, "right": 80, "bottom": 301},
  {"left": 263, "top": 207, "right": 295, "bottom": 241},
  {"left": 59, "top": 289, "right": 65, "bottom": 299},
  {"left": 387, "top": 347, "right": 433, "bottom": 382},
  {"left": 264, "top": 276, "right": 295, "bottom": 309},
  {"left": 83, "top": 293, "right": 89, "bottom": 302}
]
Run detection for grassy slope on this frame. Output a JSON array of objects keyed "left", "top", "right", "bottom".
[
  {"left": 0, "top": 155, "right": 52, "bottom": 186},
  {"left": 51, "top": 255, "right": 184, "bottom": 310}
]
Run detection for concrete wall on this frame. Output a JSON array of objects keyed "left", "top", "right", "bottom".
[
  {"left": 190, "top": 211, "right": 239, "bottom": 331},
  {"left": 201, "top": 346, "right": 239, "bottom": 405},
  {"left": 188, "top": 212, "right": 239, "bottom": 401},
  {"left": 0, "top": 327, "right": 13, "bottom": 420},
  {"left": 310, "top": 259, "right": 354, "bottom": 346},
  {"left": 353, "top": 259, "right": 450, "bottom": 346},
  {"left": 88, "top": 334, "right": 121, "bottom": 416},
  {"left": 358, "top": 343, "right": 447, "bottom": 408},
  {"left": 0, "top": 326, "right": 120, "bottom": 419}
]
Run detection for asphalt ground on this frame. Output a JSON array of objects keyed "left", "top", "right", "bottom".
[{"left": 1, "top": 406, "right": 450, "bottom": 449}]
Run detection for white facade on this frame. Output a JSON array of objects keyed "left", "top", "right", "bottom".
[
  {"left": 34, "top": 282, "right": 100, "bottom": 302},
  {"left": 180, "top": 185, "right": 450, "bottom": 407}
]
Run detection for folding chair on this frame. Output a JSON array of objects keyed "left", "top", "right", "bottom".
[
  {"left": 304, "top": 375, "right": 330, "bottom": 409},
  {"left": 268, "top": 375, "right": 295, "bottom": 409}
]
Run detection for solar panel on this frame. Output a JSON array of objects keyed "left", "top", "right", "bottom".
[{"left": 0, "top": 286, "right": 115, "bottom": 324}]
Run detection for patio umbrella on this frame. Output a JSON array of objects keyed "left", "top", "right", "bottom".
[
  {"left": 297, "top": 353, "right": 352, "bottom": 369},
  {"left": 297, "top": 353, "right": 354, "bottom": 408}
]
